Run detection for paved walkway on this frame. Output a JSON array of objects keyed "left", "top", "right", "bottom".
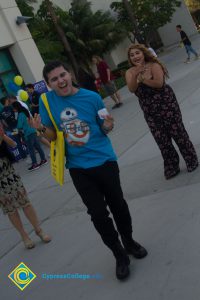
[{"left": 1, "top": 35, "right": 200, "bottom": 300}]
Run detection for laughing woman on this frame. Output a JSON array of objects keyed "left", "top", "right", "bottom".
[
  {"left": 0, "top": 124, "right": 51, "bottom": 248},
  {"left": 125, "top": 44, "right": 198, "bottom": 179}
]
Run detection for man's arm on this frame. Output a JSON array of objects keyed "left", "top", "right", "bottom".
[{"left": 30, "top": 114, "right": 57, "bottom": 141}]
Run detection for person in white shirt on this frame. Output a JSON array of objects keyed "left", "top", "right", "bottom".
[
  {"left": 145, "top": 43, "right": 157, "bottom": 57},
  {"left": 9, "top": 95, "right": 32, "bottom": 115},
  {"left": 148, "top": 47, "right": 157, "bottom": 57}
]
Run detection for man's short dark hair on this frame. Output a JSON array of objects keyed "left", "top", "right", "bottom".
[
  {"left": 25, "top": 83, "right": 34, "bottom": 89},
  {"left": 43, "top": 60, "right": 70, "bottom": 83},
  {"left": 176, "top": 25, "right": 182, "bottom": 29},
  {"left": 0, "top": 96, "right": 8, "bottom": 105}
]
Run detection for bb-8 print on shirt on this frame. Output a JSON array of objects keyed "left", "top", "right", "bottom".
[{"left": 60, "top": 108, "right": 90, "bottom": 146}]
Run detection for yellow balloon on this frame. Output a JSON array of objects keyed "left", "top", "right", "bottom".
[
  {"left": 20, "top": 90, "right": 29, "bottom": 101},
  {"left": 14, "top": 75, "right": 23, "bottom": 86}
]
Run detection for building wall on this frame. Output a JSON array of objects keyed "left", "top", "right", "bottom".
[{"left": 0, "top": 0, "right": 44, "bottom": 83}]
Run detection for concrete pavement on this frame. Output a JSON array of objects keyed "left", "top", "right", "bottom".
[{"left": 1, "top": 35, "right": 200, "bottom": 300}]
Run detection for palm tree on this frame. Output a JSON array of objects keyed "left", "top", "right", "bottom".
[
  {"left": 63, "top": 1, "right": 126, "bottom": 66},
  {"left": 28, "top": 1, "right": 126, "bottom": 81},
  {"left": 16, "top": 0, "right": 37, "bottom": 16},
  {"left": 44, "top": 0, "right": 79, "bottom": 79}
]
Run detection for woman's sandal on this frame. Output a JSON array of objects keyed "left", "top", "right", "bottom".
[
  {"left": 35, "top": 229, "right": 51, "bottom": 243},
  {"left": 23, "top": 238, "right": 35, "bottom": 249}
]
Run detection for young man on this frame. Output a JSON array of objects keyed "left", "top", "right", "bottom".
[
  {"left": 32, "top": 61, "right": 147, "bottom": 280},
  {"left": 176, "top": 25, "right": 199, "bottom": 63},
  {"left": 25, "top": 83, "right": 41, "bottom": 116}
]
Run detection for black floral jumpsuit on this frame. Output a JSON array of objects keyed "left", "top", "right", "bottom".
[{"left": 135, "top": 83, "right": 198, "bottom": 179}]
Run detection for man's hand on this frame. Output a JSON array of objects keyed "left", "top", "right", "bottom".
[
  {"left": 29, "top": 113, "right": 43, "bottom": 130},
  {"left": 102, "top": 115, "right": 114, "bottom": 133}
]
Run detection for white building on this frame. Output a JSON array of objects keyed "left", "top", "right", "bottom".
[{"left": 0, "top": 0, "right": 44, "bottom": 98}]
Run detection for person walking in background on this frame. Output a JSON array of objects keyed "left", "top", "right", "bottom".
[
  {"left": 0, "top": 124, "right": 51, "bottom": 249},
  {"left": 176, "top": 25, "right": 199, "bottom": 63},
  {"left": 92, "top": 55, "right": 123, "bottom": 109},
  {"left": 125, "top": 44, "right": 198, "bottom": 180},
  {"left": 12, "top": 101, "right": 47, "bottom": 171},
  {"left": 31, "top": 60, "right": 147, "bottom": 280}
]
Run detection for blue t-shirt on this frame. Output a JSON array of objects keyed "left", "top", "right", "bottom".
[
  {"left": 39, "top": 88, "right": 117, "bottom": 169},
  {"left": 16, "top": 112, "right": 36, "bottom": 140}
]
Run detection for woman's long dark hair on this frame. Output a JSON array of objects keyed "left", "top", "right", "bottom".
[{"left": 12, "top": 101, "right": 30, "bottom": 118}]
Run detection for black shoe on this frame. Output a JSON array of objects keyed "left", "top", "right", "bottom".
[
  {"left": 122, "top": 238, "right": 148, "bottom": 259},
  {"left": 112, "top": 104, "right": 119, "bottom": 109},
  {"left": 187, "top": 162, "right": 198, "bottom": 172},
  {"left": 165, "top": 168, "right": 180, "bottom": 180},
  {"left": 28, "top": 163, "right": 40, "bottom": 171},
  {"left": 112, "top": 241, "right": 131, "bottom": 280},
  {"left": 116, "top": 255, "right": 130, "bottom": 280}
]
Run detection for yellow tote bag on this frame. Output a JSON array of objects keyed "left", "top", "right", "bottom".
[{"left": 41, "top": 93, "right": 65, "bottom": 186}]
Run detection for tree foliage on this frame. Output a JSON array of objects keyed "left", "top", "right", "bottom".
[
  {"left": 19, "top": 0, "right": 126, "bottom": 69},
  {"left": 16, "top": 0, "right": 36, "bottom": 16},
  {"left": 110, "top": 0, "right": 181, "bottom": 42}
]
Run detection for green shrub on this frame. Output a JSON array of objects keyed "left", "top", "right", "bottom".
[{"left": 117, "top": 60, "right": 129, "bottom": 69}]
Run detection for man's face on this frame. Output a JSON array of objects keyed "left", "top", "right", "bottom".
[
  {"left": 27, "top": 87, "right": 34, "bottom": 94},
  {"left": 47, "top": 66, "right": 77, "bottom": 97},
  {"left": 8, "top": 98, "right": 16, "bottom": 105},
  {"left": 4, "top": 99, "right": 9, "bottom": 106},
  {"left": 176, "top": 27, "right": 181, "bottom": 32}
]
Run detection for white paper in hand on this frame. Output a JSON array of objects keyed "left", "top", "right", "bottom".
[{"left": 98, "top": 108, "right": 109, "bottom": 119}]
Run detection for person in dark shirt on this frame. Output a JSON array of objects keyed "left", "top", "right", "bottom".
[
  {"left": 0, "top": 96, "right": 17, "bottom": 130},
  {"left": 78, "top": 67, "right": 99, "bottom": 93},
  {"left": 176, "top": 25, "right": 199, "bottom": 63},
  {"left": 25, "top": 83, "right": 41, "bottom": 115}
]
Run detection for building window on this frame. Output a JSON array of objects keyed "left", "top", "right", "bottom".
[{"left": 0, "top": 49, "right": 18, "bottom": 98}]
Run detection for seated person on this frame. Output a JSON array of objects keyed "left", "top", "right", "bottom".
[{"left": 0, "top": 96, "right": 17, "bottom": 130}]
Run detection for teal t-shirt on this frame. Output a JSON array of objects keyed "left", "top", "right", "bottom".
[
  {"left": 39, "top": 88, "right": 117, "bottom": 169},
  {"left": 16, "top": 112, "right": 36, "bottom": 139}
]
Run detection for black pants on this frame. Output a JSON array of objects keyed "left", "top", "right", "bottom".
[{"left": 69, "top": 161, "right": 132, "bottom": 250}]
